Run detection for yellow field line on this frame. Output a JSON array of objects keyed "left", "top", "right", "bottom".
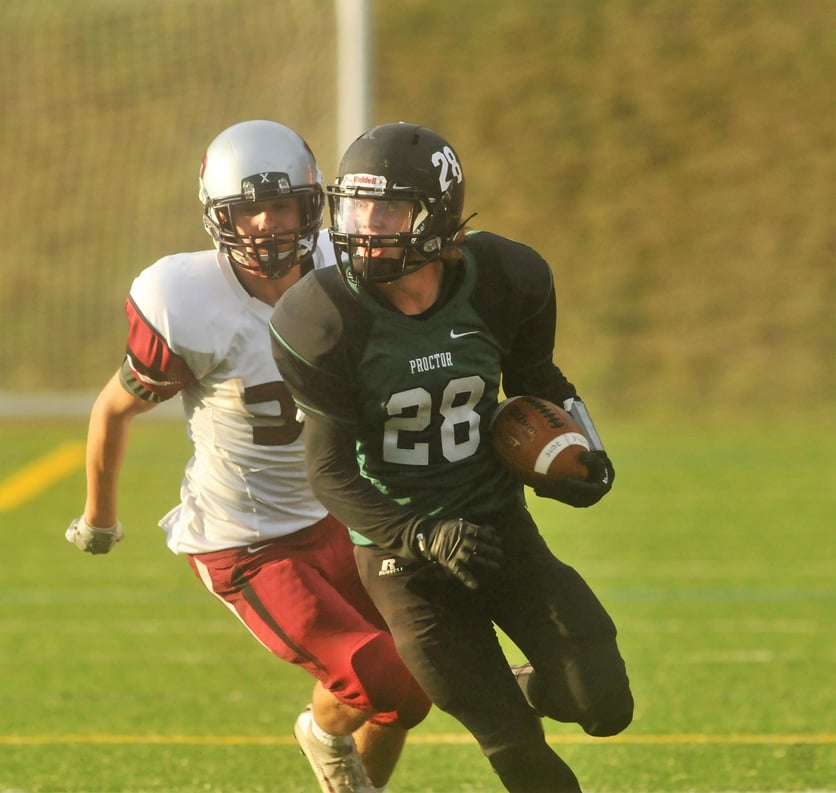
[
  {"left": 1, "top": 733, "right": 833, "bottom": 746},
  {"left": 0, "top": 441, "right": 85, "bottom": 511}
]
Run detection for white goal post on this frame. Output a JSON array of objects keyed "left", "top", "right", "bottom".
[{"left": 335, "top": 0, "right": 372, "bottom": 159}]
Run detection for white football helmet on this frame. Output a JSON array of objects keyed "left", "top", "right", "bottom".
[{"left": 199, "top": 120, "right": 324, "bottom": 278}]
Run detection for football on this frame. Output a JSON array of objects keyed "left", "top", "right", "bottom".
[{"left": 489, "top": 396, "right": 590, "bottom": 486}]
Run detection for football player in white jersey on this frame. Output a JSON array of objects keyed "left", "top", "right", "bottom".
[{"left": 65, "top": 120, "right": 431, "bottom": 793}]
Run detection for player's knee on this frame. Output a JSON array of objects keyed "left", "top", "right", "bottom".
[
  {"left": 580, "top": 682, "right": 634, "bottom": 737},
  {"left": 350, "top": 634, "right": 431, "bottom": 728},
  {"left": 525, "top": 643, "right": 634, "bottom": 737}
]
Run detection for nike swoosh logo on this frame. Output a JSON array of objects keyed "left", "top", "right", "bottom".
[
  {"left": 246, "top": 542, "right": 273, "bottom": 554},
  {"left": 450, "top": 329, "right": 480, "bottom": 339}
]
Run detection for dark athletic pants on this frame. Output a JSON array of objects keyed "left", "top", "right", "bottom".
[{"left": 355, "top": 498, "right": 634, "bottom": 792}]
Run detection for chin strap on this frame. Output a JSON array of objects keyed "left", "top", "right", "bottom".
[
  {"left": 562, "top": 398, "right": 605, "bottom": 451},
  {"left": 453, "top": 212, "right": 478, "bottom": 236}
]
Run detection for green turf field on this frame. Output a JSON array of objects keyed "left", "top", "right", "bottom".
[{"left": 1, "top": 415, "right": 834, "bottom": 792}]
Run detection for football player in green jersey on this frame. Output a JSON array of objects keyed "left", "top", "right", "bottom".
[{"left": 270, "top": 122, "right": 634, "bottom": 793}]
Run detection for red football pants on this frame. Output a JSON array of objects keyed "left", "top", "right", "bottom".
[{"left": 188, "top": 514, "right": 430, "bottom": 728}]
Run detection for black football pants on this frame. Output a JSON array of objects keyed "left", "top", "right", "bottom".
[{"left": 355, "top": 498, "right": 633, "bottom": 793}]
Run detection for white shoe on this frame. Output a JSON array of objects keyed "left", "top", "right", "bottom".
[{"left": 293, "top": 707, "right": 375, "bottom": 793}]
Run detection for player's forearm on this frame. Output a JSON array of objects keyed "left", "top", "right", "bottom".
[
  {"left": 305, "top": 415, "right": 428, "bottom": 557},
  {"left": 311, "top": 468, "right": 427, "bottom": 557},
  {"left": 83, "top": 372, "right": 153, "bottom": 526}
]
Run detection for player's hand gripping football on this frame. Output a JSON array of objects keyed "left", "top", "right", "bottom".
[
  {"left": 65, "top": 515, "right": 124, "bottom": 554},
  {"left": 534, "top": 450, "right": 615, "bottom": 508},
  {"left": 418, "top": 518, "right": 503, "bottom": 590}
]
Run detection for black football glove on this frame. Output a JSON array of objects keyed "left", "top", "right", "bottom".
[
  {"left": 534, "top": 450, "right": 615, "bottom": 508},
  {"left": 416, "top": 518, "right": 503, "bottom": 590}
]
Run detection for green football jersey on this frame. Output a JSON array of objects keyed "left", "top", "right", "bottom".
[{"left": 271, "top": 231, "right": 578, "bottom": 549}]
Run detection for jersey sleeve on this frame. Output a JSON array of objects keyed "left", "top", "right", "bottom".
[
  {"left": 504, "top": 278, "right": 578, "bottom": 404},
  {"left": 122, "top": 294, "right": 196, "bottom": 401},
  {"left": 465, "top": 232, "right": 578, "bottom": 404},
  {"left": 304, "top": 411, "right": 430, "bottom": 557},
  {"left": 269, "top": 269, "right": 359, "bottom": 425}
]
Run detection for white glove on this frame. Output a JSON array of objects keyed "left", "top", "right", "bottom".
[{"left": 65, "top": 515, "right": 124, "bottom": 554}]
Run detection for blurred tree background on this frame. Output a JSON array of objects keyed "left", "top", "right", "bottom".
[{"left": 1, "top": 0, "right": 833, "bottom": 420}]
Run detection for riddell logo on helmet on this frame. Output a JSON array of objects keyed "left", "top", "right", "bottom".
[{"left": 343, "top": 173, "right": 387, "bottom": 192}]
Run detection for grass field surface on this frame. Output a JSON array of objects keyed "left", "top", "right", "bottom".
[{"left": 1, "top": 414, "right": 834, "bottom": 792}]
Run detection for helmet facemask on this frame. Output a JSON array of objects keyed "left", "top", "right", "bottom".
[
  {"left": 203, "top": 175, "right": 323, "bottom": 279},
  {"left": 327, "top": 181, "right": 447, "bottom": 284}
]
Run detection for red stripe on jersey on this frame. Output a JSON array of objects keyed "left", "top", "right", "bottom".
[{"left": 124, "top": 296, "right": 195, "bottom": 399}]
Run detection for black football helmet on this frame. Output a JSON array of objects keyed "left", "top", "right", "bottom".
[
  {"left": 326, "top": 122, "right": 466, "bottom": 283},
  {"left": 199, "top": 120, "right": 324, "bottom": 278}
]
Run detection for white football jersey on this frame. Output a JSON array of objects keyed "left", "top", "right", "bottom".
[{"left": 124, "top": 231, "right": 336, "bottom": 554}]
